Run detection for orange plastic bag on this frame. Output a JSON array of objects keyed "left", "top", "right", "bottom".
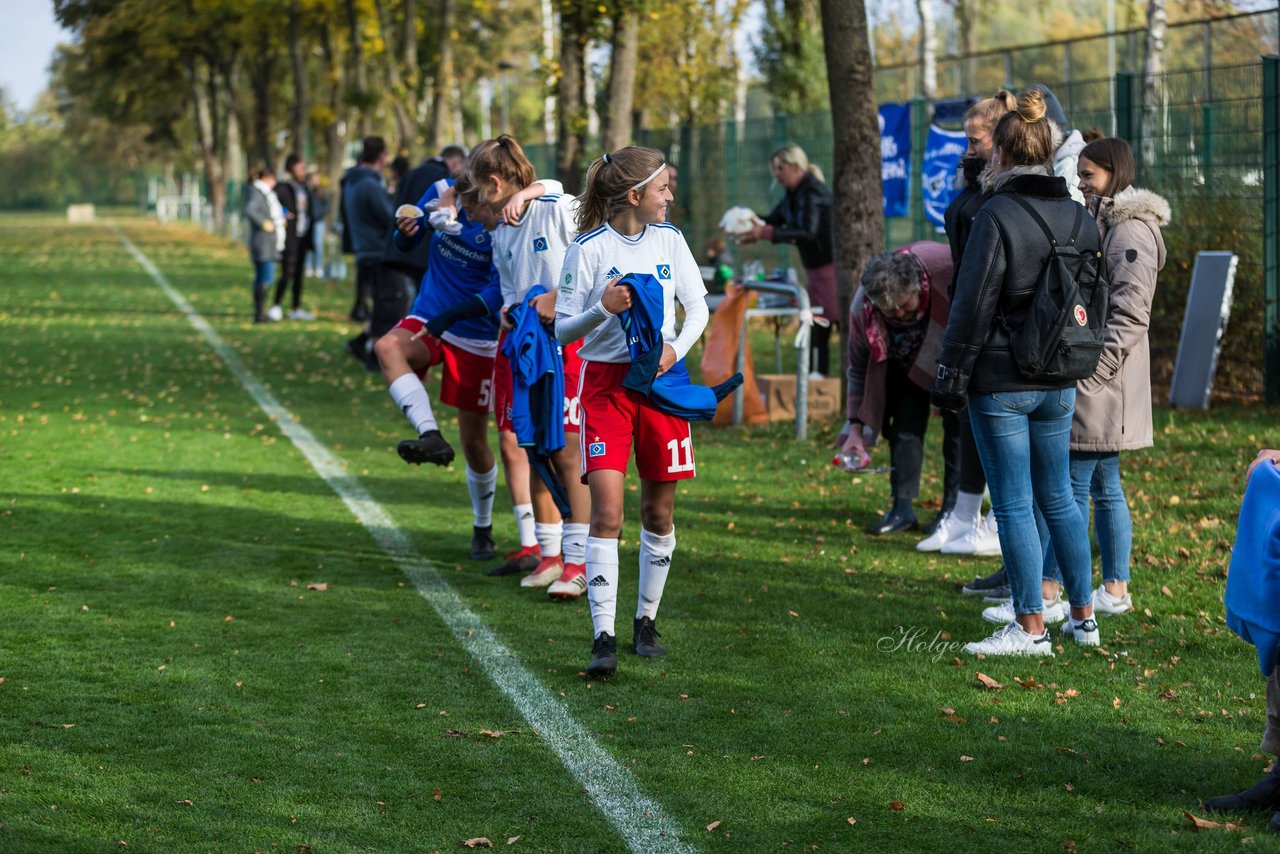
[{"left": 700, "top": 284, "right": 769, "bottom": 426}]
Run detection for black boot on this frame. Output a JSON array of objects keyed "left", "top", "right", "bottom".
[
  {"left": 867, "top": 498, "right": 918, "bottom": 535},
  {"left": 1204, "top": 764, "right": 1280, "bottom": 813},
  {"left": 253, "top": 282, "right": 268, "bottom": 323}
]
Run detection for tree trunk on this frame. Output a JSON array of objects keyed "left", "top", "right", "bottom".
[
  {"left": 345, "top": 0, "right": 370, "bottom": 138},
  {"left": 1141, "top": 0, "right": 1167, "bottom": 169},
  {"left": 374, "top": 0, "right": 417, "bottom": 149},
  {"left": 288, "top": 0, "right": 309, "bottom": 157},
  {"left": 428, "top": 0, "right": 455, "bottom": 149},
  {"left": 556, "top": 3, "right": 588, "bottom": 193},
  {"left": 249, "top": 30, "right": 277, "bottom": 169},
  {"left": 819, "top": 0, "right": 883, "bottom": 387},
  {"left": 188, "top": 57, "right": 225, "bottom": 231},
  {"left": 917, "top": 0, "right": 937, "bottom": 101},
  {"left": 319, "top": 20, "right": 346, "bottom": 228},
  {"left": 541, "top": 0, "right": 556, "bottom": 144},
  {"left": 949, "top": 0, "right": 977, "bottom": 95}
]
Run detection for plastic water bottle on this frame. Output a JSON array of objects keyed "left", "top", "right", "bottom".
[{"left": 832, "top": 450, "right": 871, "bottom": 472}]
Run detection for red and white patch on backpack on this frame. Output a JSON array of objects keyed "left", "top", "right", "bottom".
[{"left": 1074, "top": 305, "right": 1088, "bottom": 326}]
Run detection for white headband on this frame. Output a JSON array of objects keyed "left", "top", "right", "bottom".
[{"left": 609, "top": 161, "right": 668, "bottom": 201}]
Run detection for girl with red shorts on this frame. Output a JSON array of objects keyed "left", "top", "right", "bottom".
[{"left": 554, "top": 147, "right": 709, "bottom": 678}]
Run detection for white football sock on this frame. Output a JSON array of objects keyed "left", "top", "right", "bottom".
[
  {"left": 563, "top": 523, "right": 589, "bottom": 566},
  {"left": 466, "top": 465, "right": 498, "bottom": 528},
  {"left": 952, "top": 490, "right": 983, "bottom": 526},
  {"left": 637, "top": 525, "right": 675, "bottom": 621},
  {"left": 512, "top": 503, "right": 537, "bottom": 548},
  {"left": 388, "top": 373, "right": 437, "bottom": 435},
  {"left": 585, "top": 536, "right": 619, "bottom": 637},
  {"left": 535, "top": 521, "right": 562, "bottom": 557}
]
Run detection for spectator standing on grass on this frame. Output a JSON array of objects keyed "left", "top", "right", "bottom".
[
  {"left": 932, "top": 87, "right": 1100, "bottom": 657},
  {"left": 343, "top": 137, "right": 403, "bottom": 371},
  {"left": 930, "top": 91, "right": 1017, "bottom": 575},
  {"left": 307, "top": 172, "right": 330, "bottom": 279},
  {"left": 269, "top": 153, "right": 313, "bottom": 321},
  {"left": 1033, "top": 137, "right": 1168, "bottom": 619},
  {"left": 842, "top": 242, "right": 960, "bottom": 536},
  {"left": 1202, "top": 449, "right": 1280, "bottom": 833},
  {"left": 244, "top": 167, "right": 285, "bottom": 324},
  {"left": 737, "top": 144, "right": 837, "bottom": 378}
]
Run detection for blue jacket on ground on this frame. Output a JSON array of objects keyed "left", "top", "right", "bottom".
[
  {"left": 1225, "top": 460, "right": 1280, "bottom": 677},
  {"left": 503, "top": 286, "right": 569, "bottom": 517},
  {"left": 616, "top": 273, "right": 742, "bottom": 422}
]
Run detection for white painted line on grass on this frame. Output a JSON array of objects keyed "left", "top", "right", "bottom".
[{"left": 112, "top": 224, "right": 694, "bottom": 854}]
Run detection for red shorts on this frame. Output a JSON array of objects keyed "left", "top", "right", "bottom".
[
  {"left": 394, "top": 317, "right": 494, "bottom": 413},
  {"left": 493, "top": 335, "right": 583, "bottom": 436},
  {"left": 577, "top": 360, "right": 695, "bottom": 483}
]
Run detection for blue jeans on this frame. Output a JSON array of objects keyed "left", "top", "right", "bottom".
[
  {"left": 1043, "top": 451, "right": 1132, "bottom": 585},
  {"left": 969, "top": 388, "right": 1092, "bottom": 615},
  {"left": 253, "top": 260, "right": 275, "bottom": 287},
  {"left": 311, "top": 222, "right": 326, "bottom": 274}
]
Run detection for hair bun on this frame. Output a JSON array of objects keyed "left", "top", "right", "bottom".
[{"left": 1017, "top": 87, "right": 1046, "bottom": 123}]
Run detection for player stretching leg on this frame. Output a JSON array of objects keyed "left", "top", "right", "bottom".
[{"left": 555, "top": 147, "right": 709, "bottom": 677}]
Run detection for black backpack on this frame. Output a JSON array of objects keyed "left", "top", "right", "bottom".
[{"left": 1001, "top": 195, "right": 1108, "bottom": 382}]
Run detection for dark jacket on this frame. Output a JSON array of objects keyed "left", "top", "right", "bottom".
[
  {"left": 310, "top": 187, "right": 330, "bottom": 223},
  {"left": 934, "top": 168, "right": 1102, "bottom": 400},
  {"left": 383, "top": 157, "right": 450, "bottom": 277},
  {"left": 342, "top": 165, "right": 393, "bottom": 263},
  {"left": 942, "top": 156, "right": 988, "bottom": 272},
  {"left": 762, "top": 173, "right": 834, "bottom": 270},
  {"left": 274, "top": 179, "right": 309, "bottom": 244}
]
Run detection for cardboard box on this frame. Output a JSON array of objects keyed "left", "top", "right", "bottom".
[{"left": 756, "top": 374, "right": 842, "bottom": 422}]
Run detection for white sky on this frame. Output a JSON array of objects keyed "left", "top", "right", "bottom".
[{"left": 0, "top": 0, "right": 65, "bottom": 112}]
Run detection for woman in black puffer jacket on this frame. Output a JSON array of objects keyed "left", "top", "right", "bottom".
[{"left": 932, "top": 86, "right": 1102, "bottom": 658}]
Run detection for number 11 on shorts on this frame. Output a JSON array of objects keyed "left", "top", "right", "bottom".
[{"left": 666, "top": 437, "right": 694, "bottom": 473}]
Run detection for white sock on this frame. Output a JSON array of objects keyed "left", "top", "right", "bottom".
[
  {"left": 585, "top": 536, "right": 619, "bottom": 637},
  {"left": 388, "top": 373, "right": 437, "bottom": 435},
  {"left": 637, "top": 526, "right": 675, "bottom": 621},
  {"left": 512, "top": 503, "right": 537, "bottom": 548},
  {"left": 952, "top": 490, "right": 983, "bottom": 525},
  {"left": 466, "top": 465, "right": 498, "bottom": 528},
  {"left": 563, "top": 523, "right": 589, "bottom": 566},
  {"left": 535, "top": 521, "right": 562, "bottom": 557}
]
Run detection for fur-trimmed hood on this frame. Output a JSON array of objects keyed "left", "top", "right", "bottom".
[
  {"left": 981, "top": 163, "right": 1053, "bottom": 194},
  {"left": 1102, "top": 186, "right": 1172, "bottom": 227}
]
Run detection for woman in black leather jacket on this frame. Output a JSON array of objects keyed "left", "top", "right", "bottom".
[
  {"left": 932, "top": 87, "right": 1101, "bottom": 658},
  {"left": 739, "top": 144, "right": 836, "bottom": 376}
]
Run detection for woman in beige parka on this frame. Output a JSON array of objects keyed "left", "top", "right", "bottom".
[{"left": 1043, "top": 137, "right": 1169, "bottom": 620}]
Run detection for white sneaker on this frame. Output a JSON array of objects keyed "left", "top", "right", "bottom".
[
  {"left": 288, "top": 308, "right": 316, "bottom": 321},
  {"left": 1091, "top": 585, "right": 1133, "bottom": 615},
  {"left": 266, "top": 304, "right": 283, "bottom": 322},
  {"left": 963, "top": 621, "right": 1055, "bottom": 656},
  {"left": 982, "top": 594, "right": 1066, "bottom": 625},
  {"left": 1058, "top": 617, "right": 1101, "bottom": 646},
  {"left": 916, "top": 511, "right": 970, "bottom": 552},
  {"left": 940, "top": 517, "right": 1002, "bottom": 556}
]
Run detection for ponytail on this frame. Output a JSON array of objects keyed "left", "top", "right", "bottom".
[{"left": 575, "top": 146, "right": 667, "bottom": 233}]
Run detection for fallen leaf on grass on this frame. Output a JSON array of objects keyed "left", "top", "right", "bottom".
[
  {"left": 433, "top": 787, "right": 442, "bottom": 802},
  {"left": 224, "top": 615, "right": 234, "bottom": 622},
  {"left": 1013, "top": 677, "right": 1043, "bottom": 690},
  {"left": 1112, "top": 697, "right": 1122, "bottom": 709},
  {"left": 1161, "top": 586, "right": 1173, "bottom": 597},
  {"left": 506, "top": 837, "right": 519, "bottom": 845},
  {"left": 478, "top": 730, "right": 506, "bottom": 738},
  {"left": 938, "top": 708, "right": 956, "bottom": 716},
  {"left": 61, "top": 724, "right": 75, "bottom": 729},
  {"left": 960, "top": 755, "right": 974, "bottom": 762},
  {"left": 976, "top": 673, "right": 1003, "bottom": 690},
  {"left": 889, "top": 801, "right": 904, "bottom": 811},
  {"left": 705, "top": 820, "right": 721, "bottom": 831},
  {"left": 443, "top": 730, "right": 468, "bottom": 738},
  {"left": 462, "top": 838, "right": 493, "bottom": 849},
  {"left": 306, "top": 583, "right": 328, "bottom": 591},
  {"left": 1183, "top": 810, "right": 1244, "bottom": 831},
  {"left": 176, "top": 799, "right": 193, "bottom": 806},
  {"left": 846, "top": 817, "right": 857, "bottom": 826},
  {"left": 416, "top": 703, "right": 427, "bottom": 709}
]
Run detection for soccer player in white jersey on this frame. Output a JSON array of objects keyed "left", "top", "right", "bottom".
[
  {"left": 554, "top": 146, "right": 710, "bottom": 678},
  {"left": 464, "top": 136, "right": 592, "bottom": 598}
]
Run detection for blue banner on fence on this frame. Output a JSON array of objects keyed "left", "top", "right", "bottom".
[
  {"left": 879, "top": 103, "right": 910, "bottom": 218},
  {"left": 922, "top": 124, "right": 969, "bottom": 228}
]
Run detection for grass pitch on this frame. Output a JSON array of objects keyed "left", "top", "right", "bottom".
[{"left": 0, "top": 212, "right": 1277, "bottom": 852}]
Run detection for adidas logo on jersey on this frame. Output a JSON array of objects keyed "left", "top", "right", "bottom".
[
  {"left": 649, "top": 556, "right": 671, "bottom": 567},
  {"left": 605, "top": 266, "right": 622, "bottom": 280},
  {"left": 588, "top": 575, "right": 609, "bottom": 587}
]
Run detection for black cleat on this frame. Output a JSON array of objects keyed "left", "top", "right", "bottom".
[
  {"left": 397, "top": 430, "right": 455, "bottom": 466},
  {"left": 867, "top": 507, "right": 918, "bottom": 535},
  {"left": 633, "top": 616, "right": 666, "bottom": 657},
  {"left": 586, "top": 632, "right": 617, "bottom": 678},
  {"left": 470, "top": 525, "right": 497, "bottom": 561},
  {"left": 1204, "top": 764, "right": 1280, "bottom": 813},
  {"left": 485, "top": 544, "right": 541, "bottom": 577},
  {"left": 961, "top": 565, "right": 1009, "bottom": 597}
]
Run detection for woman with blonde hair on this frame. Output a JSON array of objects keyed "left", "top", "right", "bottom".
[
  {"left": 932, "top": 86, "right": 1102, "bottom": 657},
  {"left": 739, "top": 143, "right": 836, "bottom": 376}
]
